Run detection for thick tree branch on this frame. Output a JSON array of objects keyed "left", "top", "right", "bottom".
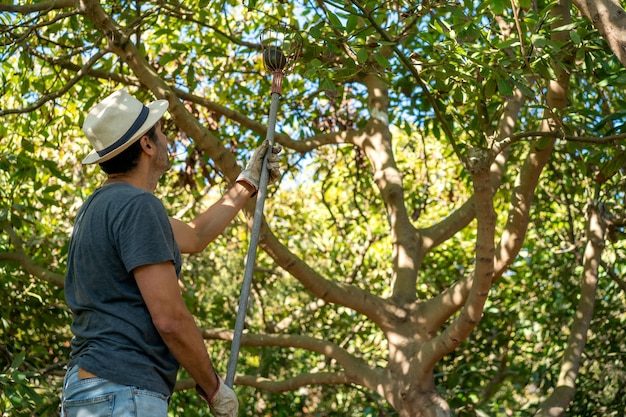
[
  {"left": 493, "top": 0, "right": 572, "bottom": 279},
  {"left": 0, "top": 0, "right": 74, "bottom": 13},
  {"left": 494, "top": 131, "right": 626, "bottom": 153},
  {"left": 235, "top": 372, "right": 351, "bottom": 392},
  {"left": 420, "top": 160, "right": 496, "bottom": 374},
  {"left": 535, "top": 203, "right": 606, "bottom": 416},
  {"left": 2, "top": 224, "right": 65, "bottom": 287},
  {"left": 260, "top": 230, "right": 400, "bottom": 332},
  {"left": 419, "top": 89, "right": 523, "bottom": 331},
  {"left": 0, "top": 251, "right": 65, "bottom": 287},
  {"left": 175, "top": 372, "right": 350, "bottom": 393},
  {"left": 572, "top": 0, "right": 626, "bottom": 68},
  {"left": 347, "top": 74, "right": 421, "bottom": 304},
  {"left": 200, "top": 328, "right": 379, "bottom": 388}
]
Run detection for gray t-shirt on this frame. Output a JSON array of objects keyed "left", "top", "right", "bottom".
[{"left": 65, "top": 182, "right": 182, "bottom": 396}]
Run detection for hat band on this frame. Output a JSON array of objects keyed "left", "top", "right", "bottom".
[{"left": 96, "top": 105, "right": 150, "bottom": 157}]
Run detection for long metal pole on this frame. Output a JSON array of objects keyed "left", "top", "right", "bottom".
[{"left": 225, "top": 74, "right": 283, "bottom": 388}]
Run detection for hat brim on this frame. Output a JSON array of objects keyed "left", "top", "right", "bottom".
[{"left": 82, "top": 99, "right": 169, "bottom": 165}]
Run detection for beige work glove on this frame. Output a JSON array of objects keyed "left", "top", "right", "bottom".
[
  {"left": 196, "top": 375, "right": 238, "bottom": 417},
  {"left": 236, "top": 140, "right": 282, "bottom": 194}
]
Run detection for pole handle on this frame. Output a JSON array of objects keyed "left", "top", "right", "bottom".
[{"left": 225, "top": 91, "right": 281, "bottom": 388}]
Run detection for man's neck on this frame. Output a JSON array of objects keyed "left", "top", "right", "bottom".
[
  {"left": 104, "top": 171, "right": 155, "bottom": 193},
  {"left": 103, "top": 154, "right": 163, "bottom": 193}
]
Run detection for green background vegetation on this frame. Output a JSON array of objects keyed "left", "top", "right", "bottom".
[{"left": 1, "top": 0, "right": 626, "bottom": 416}]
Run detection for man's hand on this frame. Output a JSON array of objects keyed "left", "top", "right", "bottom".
[
  {"left": 197, "top": 376, "right": 238, "bottom": 417},
  {"left": 236, "top": 140, "right": 282, "bottom": 193}
]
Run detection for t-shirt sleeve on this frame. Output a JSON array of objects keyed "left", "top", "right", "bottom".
[{"left": 114, "top": 193, "right": 178, "bottom": 273}]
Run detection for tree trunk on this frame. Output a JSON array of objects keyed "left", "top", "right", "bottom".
[{"left": 398, "top": 384, "right": 451, "bottom": 417}]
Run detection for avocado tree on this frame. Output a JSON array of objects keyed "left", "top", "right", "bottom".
[{"left": 1, "top": 1, "right": 626, "bottom": 416}]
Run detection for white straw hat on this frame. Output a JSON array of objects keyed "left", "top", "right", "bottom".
[{"left": 82, "top": 89, "right": 169, "bottom": 165}]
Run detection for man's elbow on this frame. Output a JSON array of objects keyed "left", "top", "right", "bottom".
[
  {"left": 185, "top": 243, "right": 204, "bottom": 254},
  {"left": 152, "top": 310, "right": 189, "bottom": 337}
]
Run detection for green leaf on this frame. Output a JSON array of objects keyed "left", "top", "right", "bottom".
[
  {"left": 552, "top": 23, "right": 579, "bottom": 32},
  {"left": 309, "top": 23, "right": 323, "bottom": 40},
  {"left": 320, "top": 77, "right": 336, "bottom": 93},
  {"left": 484, "top": 78, "right": 497, "bottom": 98},
  {"left": 159, "top": 52, "right": 178, "bottom": 67},
  {"left": 599, "top": 153, "right": 626, "bottom": 180},
  {"left": 327, "top": 11, "right": 342, "bottom": 30},
  {"left": 497, "top": 77, "right": 513, "bottom": 96},
  {"left": 374, "top": 52, "right": 390, "bottom": 69},
  {"left": 490, "top": 0, "right": 505, "bottom": 15},
  {"left": 594, "top": 110, "right": 626, "bottom": 131},
  {"left": 510, "top": 77, "right": 535, "bottom": 97},
  {"left": 20, "top": 138, "right": 35, "bottom": 153},
  {"left": 346, "top": 14, "right": 358, "bottom": 34},
  {"left": 11, "top": 351, "right": 26, "bottom": 369},
  {"left": 43, "top": 185, "right": 62, "bottom": 194},
  {"left": 356, "top": 48, "right": 369, "bottom": 63}
]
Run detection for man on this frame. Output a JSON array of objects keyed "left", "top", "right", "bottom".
[{"left": 61, "top": 89, "right": 281, "bottom": 417}]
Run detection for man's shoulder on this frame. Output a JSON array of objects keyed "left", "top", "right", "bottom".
[{"left": 89, "top": 183, "right": 164, "bottom": 219}]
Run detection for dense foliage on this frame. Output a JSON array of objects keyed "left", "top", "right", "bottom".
[{"left": 1, "top": 1, "right": 626, "bottom": 416}]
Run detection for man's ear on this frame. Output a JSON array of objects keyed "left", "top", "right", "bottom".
[{"left": 140, "top": 136, "right": 155, "bottom": 155}]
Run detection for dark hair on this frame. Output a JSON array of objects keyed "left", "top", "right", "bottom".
[{"left": 99, "top": 124, "right": 159, "bottom": 175}]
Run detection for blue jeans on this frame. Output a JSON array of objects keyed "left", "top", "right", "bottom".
[{"left": 61, "top": 365, "right": 169, "bottom": 417}]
